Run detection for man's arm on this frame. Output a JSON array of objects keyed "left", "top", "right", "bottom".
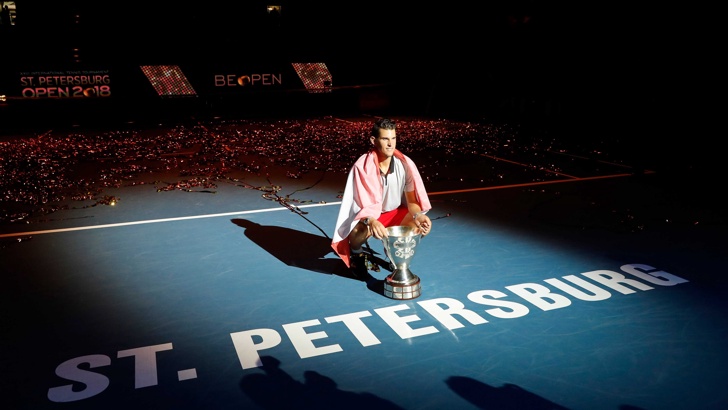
[{"left": 405, "top": 191, "right": 432, "bottom": 237}]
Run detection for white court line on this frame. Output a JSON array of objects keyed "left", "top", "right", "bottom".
[
  {"left": 0, "top": 172, "right": 644, "bottom": 238},
  {"left": 0, "top": 202, "right": 338, "bottom": 238}
]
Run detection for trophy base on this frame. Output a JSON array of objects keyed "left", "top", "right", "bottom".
[{"left": 383, "top": 272, "right": 421, "bottom": 300}]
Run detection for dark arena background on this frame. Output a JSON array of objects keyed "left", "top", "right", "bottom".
[
  {"left": 1, "top": 2, "right": 718, "bottom": 157},
  {"left": 1, "top": 2, "right": 726, "bottom": 410}
]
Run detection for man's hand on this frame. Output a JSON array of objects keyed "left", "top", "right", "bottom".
[
  {"left": 414, "top": 214, "right": 432, "bottom": 237},
  {"left": 368, "top": 219, "right": 388, "bottom": 240}
]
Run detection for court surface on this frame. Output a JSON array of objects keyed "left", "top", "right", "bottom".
[{"left": 1, "top": 115, "right": 727, "bottom": 410}]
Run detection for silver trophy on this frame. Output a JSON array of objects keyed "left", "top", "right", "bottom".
[{"left": 382, "top": 226, "right": 422, "bottom": 300}]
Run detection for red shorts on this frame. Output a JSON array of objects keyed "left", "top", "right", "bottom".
[{"left": 378, "top": 206, "right": 409, "bottom": 227}]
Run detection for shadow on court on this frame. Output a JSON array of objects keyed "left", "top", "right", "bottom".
[
  {"left": 446, "top": 376, "right": 571, "bottom": 410},
  {"left": 239, "top": 356, "right": 581, "bottom": 410},
  {"left": 231, "top": 218, "right": 346, "bottom": 276},
  {"left": 239, "top": 356, "right": 405, "bottom": 410},
  {"left": 231, "top": 218, "right": 396, "bottom": 296}
]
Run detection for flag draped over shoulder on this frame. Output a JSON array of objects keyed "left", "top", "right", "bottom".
[{"left": 331, "top": 149, "right": 431, "bottom": 267}]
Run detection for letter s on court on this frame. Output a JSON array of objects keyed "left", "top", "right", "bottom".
[{"left": 47, "top": 354, "right": 111, "bottom": 402}]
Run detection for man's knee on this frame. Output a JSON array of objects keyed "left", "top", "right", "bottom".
[
  {"left": 348, "top": 222, "right": 370, "bottom": 247},
  {"left": 351, "top": 222, "right": 369, "bottom": 236}
]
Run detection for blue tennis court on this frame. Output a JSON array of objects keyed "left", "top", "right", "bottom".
[{"left": 1, "top": 116, "right": 726, "bottom": 410}]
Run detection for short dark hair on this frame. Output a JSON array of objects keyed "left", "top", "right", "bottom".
[{"left": 371, "top": 118, "right": 396, "bottom": 137}]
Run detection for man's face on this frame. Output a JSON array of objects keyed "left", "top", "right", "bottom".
[{"left": 371, "top": 128, "right": 396, "bottom": 158}]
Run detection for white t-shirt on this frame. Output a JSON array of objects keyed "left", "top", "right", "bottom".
[{"left": 380, "top": 157, "right": 414, "bottom": 212}]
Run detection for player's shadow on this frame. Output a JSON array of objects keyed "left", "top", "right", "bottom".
[
  {"left": 232, "top": 218, "right": 345, "bottom": 274},
  {"left": 239, "top": 355, "right": 405, "bottom": 410},
  {"left": 231, "top": 218, "right": 390, "bottom": 288}
]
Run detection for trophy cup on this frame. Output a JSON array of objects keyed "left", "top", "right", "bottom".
[{"left": 382, "top": 226, "right": 422, "bottom": 300}]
